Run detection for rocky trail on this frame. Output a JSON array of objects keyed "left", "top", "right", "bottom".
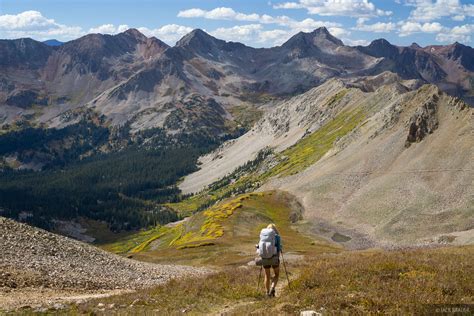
[
  {"left": 0, "top": 217, "right": 211, "bottom": 311},
  {"left": 212, "top": 257, "right": 297, "bottom": 316}
]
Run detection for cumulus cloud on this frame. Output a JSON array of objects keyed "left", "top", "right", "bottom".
[
  {"left": 354, "top": 21, "right": 397, "bottom": 32},
  {"left": 343, "top": 38, "right": 370, "bottom": 46},
  {"left": 209, "top": 24, "right": 287, "bottom": 47},
  {"left": 258, "top": 29, "right": 292, "bottom": 45},
  {"left": 210, "top": 24, "right": 263, "bottom": 43},
  {"left": 273, "top": 2, "right": 305, "bottom": 9},
  {"left": 178, "top": 7, "right": 260, "bottom": 21},
  {"left": 138, "top": 24, "right": 194, "bottom": 44},
  {"left": 404, "top": 0, "right": 474, "bottom": 22},
  {"left": 89, "top": 24, "right": 128, "bottom": 34},
  {"left": 273, "top": 0, "right": 392, "bottom": 17},
  {"left": 0, "top": 10, "right": 83, "bottom": 40},
  {"left": 435, "top": 24, "right": 474, "bottom": 43},
  {"left": 0, "top": 11, "right": 193, "bottom": 45},
  {"left": 0, "top": 10, "right": 56, "bottom": 31},
  {"left": 177, "top": 7, "right": 340, "bottom": 29},
  {"left": 398, "top": 21, "right": 446, "bottom": 36}
]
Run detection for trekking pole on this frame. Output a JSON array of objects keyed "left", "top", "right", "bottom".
[
  {"left": 257, "top": 265, "right": 263, "bottom": 291},
  {"left": 281, "top": 251, "right": 291, "bottom": 290}
]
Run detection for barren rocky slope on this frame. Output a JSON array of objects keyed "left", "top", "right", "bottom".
[
  {"left": 180, "top": 77, "right": 473, "bottom": 248},
  {"left": 0, "top": 216, "right": 208, "bottom": 309}
]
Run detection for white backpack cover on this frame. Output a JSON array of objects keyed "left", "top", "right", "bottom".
[{"left": 258, "top": 228, "right": 277, "bottom": 259}]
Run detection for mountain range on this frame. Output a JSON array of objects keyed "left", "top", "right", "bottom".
[
  {"left": 0, "top": 27, "right": 472, "bottom": 247},
  {"left": 1, "top": 27, "right": 472, "bottom": 137}
]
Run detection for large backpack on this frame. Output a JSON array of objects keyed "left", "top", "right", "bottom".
[{"left": 258, "top": 228, "right": 277, "bottom": 259}]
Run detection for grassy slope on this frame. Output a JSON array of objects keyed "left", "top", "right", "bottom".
[
  {"left": 63, "top": 245, "right": 473, "bottom": 315},
  {"left": 167, "top": 103, "right": 367, "bottom": 216},
  {"left": 104, "top": 191, "right": 339, "bottom": 266}
]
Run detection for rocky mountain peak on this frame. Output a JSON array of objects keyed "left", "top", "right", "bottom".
[
  {"left": 360, "top": 38, "right": 399, "bottom": 58},
  {"left": 369, "top": 38, "right": 394, "bottom": 49},
  {"left": 121, "top": 28, "right": 147, "bottom": 40},
  {"left": 176, "top": 29, "right": 218, "bottom": 47},
  {"left": 282, "top": 27, "right": 344, "bottom": 49},
  {"left": 311, "top": 27, "right": 344, "bottom": 45},
  {"left": 448, "top": 42, "right": 474, "bottom": 71},
  {"left": 425, "top": 42, "right": 474, "bottom": 72},
  {"left": 175, "top": 28, "right": 230, "bottom": 59}
]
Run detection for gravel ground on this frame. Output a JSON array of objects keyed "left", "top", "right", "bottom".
[{"left": 0, "top": 216, "right": 210, "bottom": 310}]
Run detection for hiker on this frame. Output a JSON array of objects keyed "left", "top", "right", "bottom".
[{"left": 256, "top": 223, "right": 282, "bottom": 297}]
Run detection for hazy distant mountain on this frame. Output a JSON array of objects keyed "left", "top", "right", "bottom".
[{"left": 42, "top": 39, "right": 64, "bottom": 46}]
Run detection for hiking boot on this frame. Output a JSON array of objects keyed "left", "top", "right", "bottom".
[{"left": 269, "top": 287, "right": 276, "bottom": 297}]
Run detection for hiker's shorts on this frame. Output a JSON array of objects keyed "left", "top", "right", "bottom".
[{"left": 262, "top": 255, "right": 280, "bottom": 269}]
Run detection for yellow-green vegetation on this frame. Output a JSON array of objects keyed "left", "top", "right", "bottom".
[
  {"left": 167, "top": 104, "right": 367, "bottom": 215},
  {"left": 129, "top": 230, "right": 168, "bottom": 253},
  {"left": 326, "top": 89, "right": 348, "bottom": 108},
  {"left": 164, "top": 194, "right": 212, "bottom": 217},
  {"left": 265, "top": 107, "right": 365, "bottom": 177},
  {"left": 170, "top": 200, "right": 242, "bottom": 247},
  {"left": 102, "top": 226, "right": 164, "bottom": 254},
  {"left": 69, "top": 245, "right": 473, "bottom": 315},
  {"left": 106, "top": 191, "right": 338, "bottom": 266}
]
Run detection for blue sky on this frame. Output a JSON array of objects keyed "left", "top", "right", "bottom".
[{"left": 0, "top": 0, "right": 473, "bottom": 47}]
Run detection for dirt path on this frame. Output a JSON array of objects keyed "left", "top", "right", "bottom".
[
  {"left": 212, "top": 262, "right": 296, "bottom": 315},
  {"left": 0, "top": 288, "right": 133, "bottom": 311}
]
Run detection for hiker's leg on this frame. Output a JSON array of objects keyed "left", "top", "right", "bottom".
[
  {"left": 264, "top": 267, "right": 271, "bottom": 294},
  {"left": 272, "top": 266, "right": 280, "bottom": 288}
]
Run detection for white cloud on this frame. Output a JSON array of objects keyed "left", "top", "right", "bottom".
[
  {"left": 138, "top": 24, "right": 194, "bottom": 44},
  {"left": 0, "top": 10, "right": 56, "bottom": 31},
  {"left": 0, "top": 11, "right": 193, "bottom": 45},
  {"left": 207, "top": 24, "right": 288, "bottom": 47},
  {"left": 399, "top": 21, "right": 446, "bottom": 36},
  {"left": 178, "top": 7, "right": 260, "bottom": 21},
  {"left": 273, "top": 2, "right": 305, "bottom": 9},
  {"left": 177, "top": 7, "right": 341, "bottom": 29},
  {"left": 210, "top": 24, "right": 263, "bottom": 43},
  {"left": 343, "top": 38, "right": 370, "bottom": 46},
  {"left": 286, "top": 17, "right": 340, "bottom": 30},
  {"left": 328, "top": 27, "right": 350, "bottom": 37},
  {"left": 177, "top": 8, "right": 207, "bottom": 18},
  {"left": 0, "top": 10, "right": 83, "bottom": 40},
  {"left": 89, "top": 24, "right": 118, "bottom": 34},
  {"left": 404, "top": 0, "right": 474, "bottom": 22},
  {"left": 258, "top": 29, "right": 292, "bottom": 45},
  {"left": 435, "top": 24, "right": 474, "bottom": 43},
  {"left": 88, "top": 24, "right": 131, "bottom": 35},
  {"left": 354, "top": 21, "right": 397, "bottom": 32},
  {"left": 273, "top": 0, "right": 392, "bottom": 17}
]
